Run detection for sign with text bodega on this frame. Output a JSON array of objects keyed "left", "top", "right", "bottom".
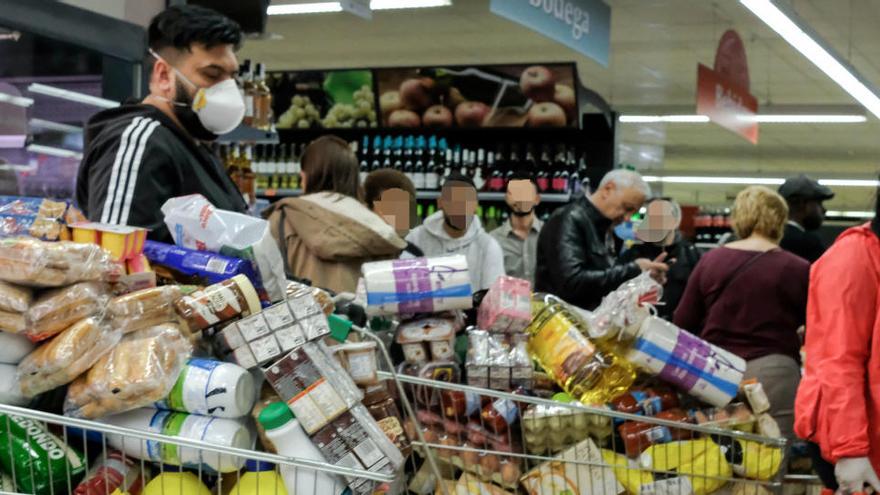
[
  {"left": 696, "top": 30, "right": 759, "bottom": 144},
  {"left": 490, "top": 0, "right": 611, "bottom": 67}
]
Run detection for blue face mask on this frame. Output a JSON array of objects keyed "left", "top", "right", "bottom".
[{"left": 614, "top": 221, "right": 636, "bottom": 241}]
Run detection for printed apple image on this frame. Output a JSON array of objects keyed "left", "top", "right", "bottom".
[
  {"left": 455, "top": 101, "right": 491, "bottom": 127},
  {"left": 380, "top": 91, "right": 404, "bottom": 118},
  {"left": 387, "top": 109, "right": 421, "bottom": 127},
  {"left": 399, "top": 77, "right": 435, "bottom": 111},
  {"left": 527, "top": 102, "right": 567, "bottom": 127},
  {"left": 423, "top": 105, "right": 453, "bottom": 128},
  {"left": 520, "top": 65, "right": 556, "bottom": 102},
  {"left": 553, "top": 84, "right": 577, "bottom": 122}
]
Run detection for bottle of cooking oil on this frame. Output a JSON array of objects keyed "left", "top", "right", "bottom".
[{"left": 526, "top": 293, "right": 636, "bottom": 405}]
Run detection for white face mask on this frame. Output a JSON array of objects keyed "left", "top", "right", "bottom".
[{"left": 149, "top": 49, "right": 245, "bottom": 136}]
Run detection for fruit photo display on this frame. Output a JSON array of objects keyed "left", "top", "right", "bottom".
[
  {"left": 376, "top": 63, "right": 578, "bottom": 128},
  {"left": 268, "top": 69, "right": 378, "bottom": 129}
]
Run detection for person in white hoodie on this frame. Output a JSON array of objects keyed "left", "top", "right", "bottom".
[{"left": 406, "top": 172, "right": 505, "bottom": 291}]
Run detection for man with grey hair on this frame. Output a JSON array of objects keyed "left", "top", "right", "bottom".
[{"left": 535, "top": 168, "right": 668, "bottom": 310}]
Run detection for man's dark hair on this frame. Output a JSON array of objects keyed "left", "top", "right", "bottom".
[
  {"left": 506, "top": 170, "right": 538, "bottom": 191},
  {"left": 441, "top": 172, "right": 476, "bottom": 192},
  {"left": 363, "top": 169, "right": 416, "bottom": 209},
  {"left": 148, "top": 5, "right": 243, "bottom": 53}
]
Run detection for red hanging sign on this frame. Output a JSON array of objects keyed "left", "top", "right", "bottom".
[{"left": 696, "top": 30, "right": 759, "bottom": 144}]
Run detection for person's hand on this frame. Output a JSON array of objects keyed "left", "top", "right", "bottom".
[
  {"left": 635, "top": 253, "right": 669, "bottom": 284},
  {"left": 835, "top": 457, "right": 880, "bottom": 494}
]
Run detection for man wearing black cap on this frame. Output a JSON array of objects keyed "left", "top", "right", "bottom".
[{"left": 778, "top": 174, "right": 834, "bottom": 263}]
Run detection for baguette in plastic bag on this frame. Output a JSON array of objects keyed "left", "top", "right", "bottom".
[
  {"left": 107, "top": 285, "right": 183, "bottom": 334},
  {"left": 0, "top": 282, "right": 31, "bottom": 314},
  {"left": 65, "top": 323, "right": 192, "bottom": 419},
  {"left": 18, "top": 317, "right": 122, "bottom": 398},
  {"left": 0, "top": 239, "right": 120, "bottom": 288},
  {"left": 25, "top": 282, "right": 108, "bottom": 342}
]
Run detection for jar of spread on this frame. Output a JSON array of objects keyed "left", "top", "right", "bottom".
[
  {"left": 174, "top": 275, "right": 260, "bottom": 332},
  {"left": 363, "top": 385, "right": 411, "bottom": 457}
]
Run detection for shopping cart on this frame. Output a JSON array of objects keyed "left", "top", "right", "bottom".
[{"left": 382, "top": 371, "right": 790, "bottom": 495}]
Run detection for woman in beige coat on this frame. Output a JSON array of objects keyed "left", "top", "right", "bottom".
[{"left": 265, "top": 136, "right": 406, "bottom": 294}]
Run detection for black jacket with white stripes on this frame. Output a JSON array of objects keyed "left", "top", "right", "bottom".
[{"left": 76, "top": 103, "right": 248, "bottom": 243}]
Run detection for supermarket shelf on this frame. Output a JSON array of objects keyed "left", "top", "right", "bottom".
[
  {"left": 258, "top": 189, "right": 572, "bottom": 203},
  {"left": 218, "top": 125, "right": 278, "bottom": 144}
]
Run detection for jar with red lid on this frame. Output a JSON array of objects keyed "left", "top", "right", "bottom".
[
  {"left": 618, "top": 408, "right": 690, "bottom": 457},
  {"left": 480, "top": 397, "right": 519, "bottom": 434},
  {"left": 440, "top": 390, "right": 483, "bottom": 420}
]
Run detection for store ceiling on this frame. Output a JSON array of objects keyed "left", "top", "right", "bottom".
[{"left": 241, "top": 0, "right": 880, "bottom": 210}]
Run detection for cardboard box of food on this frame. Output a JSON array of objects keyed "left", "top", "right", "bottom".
[{"left": 520, "top": 437, "right": 622, "bottom": 495}]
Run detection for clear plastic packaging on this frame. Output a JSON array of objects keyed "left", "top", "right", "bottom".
[
  {"left": 587, "top": 272, "right": 662, "bottom": 341},
  {"left": 161, "top": 194, "right": 287, "bottom": 302},
  {"left": 361, "top": 255, "right": 473, "bottom": 316},
  {"left": 0, "top": 238, "right": 120, "bottom": 288},
  {"left": 25, "top": 282, "right": 109, "bottom": 342},
  {"left": 18, "top": 316, "right": 122, "bottom": 398},
  {"left": 466, "top": 329, "right": 533, "bottom": 391},
  {"left": 331, "top": 341, "right": 379, "bottom": 386},
  {"left": 689, "top": 402, "right": 756, "bottom": 432},
  {"left": 286, "top": 280, "right": 335, "bottom": 316},
  {"left": 64, "top": 323, "right": 193, "bottom": 419},
  {"left": 0, "top": 281, "right": 32, "bottom": 313},
  {"left": 396, "top": 314, "right": 459, "bottom": 364},
  {"left": 107, "top": 285, "right": 184, "bottom": 334},
  {"left": 0, "top": 311, "right": 25, "bottom": 334},
  {"left": 174, "top": 275, "right": 260, "bottom": 333},
  {"left": 477, "top": 275, "right": 532, "bottom": 333}
]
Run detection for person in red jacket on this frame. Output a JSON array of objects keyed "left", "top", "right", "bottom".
[{"left": 795, "top": 193, "right": 880, "bottom": 493}]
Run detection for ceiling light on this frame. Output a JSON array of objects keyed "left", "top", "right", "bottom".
[
  {"left": 826, "top": 210, "right": 874, "bottom": 218},
  {"left": 268, "top": 0, "right": 451, "bottom": 15},
  {"left": 29, "top": 118, "right": 83, "bottom": 134},
  {"left": 642, "top": 175, "right": 880, "bottom": 187},
  {"left": 26, "top": 144, "right": 83, "bottom": 160},
  {"left": 818, "top": 179, "right": 880, "bottom": 187},
  {"left": 0, "top": 92, "right": 34, "bottom": 108},
  {"left": 27, "top": 83, "right": 119, "bottom": 109},
  {"left": 620, "top": 114, "right": 866, "bottom": 124},
  {"left": 740, "top": 0, "right": 880, "bottom": 119}
]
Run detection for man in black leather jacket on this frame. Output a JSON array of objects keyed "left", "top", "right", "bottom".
[{"left": 535, "top": 169, "right": 668, "bottom": 310}]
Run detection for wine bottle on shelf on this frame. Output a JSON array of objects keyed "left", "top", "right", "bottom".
[
  {"left": 425, "top": 136, "right": 438, "bottom": 191},
  {"left": 535, "top": 144, "right": 550, "bottom": 193},
  {"left": 382, "top": 136, "right": 393, "bottom": 170},
  {"left": 441, "top": 138, "right": 452, "bottom": 187},
  {"left": 289, "top": 143, "right": 301, "bottom": 190},
  {"left": 266, "top": 145, "right": 278, "bottom": 190},
  {"left": 505, "top": 143, "right": 520, "bottom": 190},
  {"left": 359, "top": 135, "right": 370, "bottom": 184},
  {"left": 254, "top": 144, "right": 267, "bottom": 190},
  {"left": 392, "top": 136, "right": 404, "bottom": 173},
  {"left": 254, "top": 63, "right": 273, "bottom": 130},
  {"left": 566, "top": 147, "right": 579, "bottom": 196},
  {"left": 371, "top": 136, "right": 382, "bottom": 172},
  {"left": 413, "top": 136, "right": 427, "bottom": 190},
  {"left": 551, "top": 144, "right": 568, "bottom": 193},
  {"left": 403, "top": 135, "right": 415, "bottom": 184},
  {"left": 575, "top": 152, "right": 589, "bottom": 195},
  {"left": 473, "top": 148, "right": 486, "bottom": 191},
  {"left": 241, "top": 60, "right": 255, "bottom": 127},
  {"left": 487, "top": 145, "right": 504, "bottom": 192}
]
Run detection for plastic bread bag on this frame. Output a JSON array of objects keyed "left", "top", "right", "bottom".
[
  {"left": 0, "top": 311, "right": 26, "bottom": 334},
  {"left": 0, "top": 239, "right": 121, "bottom": 288},
  {"left": 18, "top": 316, "right": 122, "bottom": 398},
  {"left": 64, "top": 323, "right": 193, "bottom": 419},
  {"left": 161, "top": 194, "right": 286, "bottom": 302},
  {"left": 0, "top": 281, "right": 32, "bottom": 314},
  {"left": 25, "top": 282, "right": 109, "bottom": 342},
  {"left": 0, "top": 332, "right": 34, "bottom": 365},
  {"left": 588, "top": 272, "right": 662, "bottom": 341},
  {"left": 107, "top": 285, "right": 184, "bottom": 334}
]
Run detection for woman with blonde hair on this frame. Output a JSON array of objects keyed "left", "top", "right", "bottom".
[{"left": 674, "top": 186, "right": 809, "bottom": 439}]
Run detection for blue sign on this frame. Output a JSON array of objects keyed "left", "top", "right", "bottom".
[{"left": 490, "top": 0, "right": 611, "bottom": 67}]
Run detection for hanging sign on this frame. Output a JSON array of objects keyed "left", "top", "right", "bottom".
[
  {"left": 696, "top": 30, "right": 759, "bottom": 144},
  {"left": 490, "top": 0, "right": 611, "bottom": 67}
]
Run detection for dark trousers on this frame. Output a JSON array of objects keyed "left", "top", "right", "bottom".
[{"left": 807, "top": 442, "right": 838, "bottom": 490}]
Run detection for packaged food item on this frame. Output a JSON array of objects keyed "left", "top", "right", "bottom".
[
  {"left": 102, "top": 408, "right": 252, "bottom": 473},
  {"left": 639, "top": 438, "right": 732, "bottom": 495},
  {"left": 0, "top": 280, "right": 31, "bottom": 313},
  {"left": 214, "top": 294, "right": 330, "bottom": 369},
  {"left": 64, "top": 324, "right": 193, "bottom": 419},
  {"left": 18, "top": 316, "right": 122, "bottom": 398},
  {"left": 262, "top": 342, "right": 362, "bottom": 434},
  {"left": 587, "top": 272, "right": 660, "bottom": 340},
  {"left": 526, "top": 294, "right": 635, "bottom": 405},
  {"left": 142, "top": 468, "right": 211, "bottom": 495},
  {"left": 25, "top": 281, "right": 109, "bottom": 342},
  {"left": 626, "top": 316, "right": 746, "bottom": 408},
  {"left": 156, "top": 358, "right": 255, "bottom": 418},
  {"left": 742, "top": 379, "right": 772, "bottom": 415},
  {"left": 455, "top": 472, "right": 516, "bottom": 495},
  {"left": 480, "top": 397, "right": 519, "bottom": 434},
  {"left": 756, "top": 413, "right": 782, "bottom": 438},
  {"left": 440, "top": 389, "right": 483, "bottom": 420},
  {"left": 611, "top": 388, "right": 679, "bottom": 418},
  {"left": 467, "top": 330, "right": 533, "bottom": 392},
  {"left": 0, "top": 196, "right": 73, "bottom": 241},
  {"left": 332, "top": 341, "right": 379, "bottom": 386},
  {"left": 363, "top": 384, "right": 411, "bottom": 457},
  {"left": 396, "top": 315, "right": 458, "bottom": 364},
  {"left": 689, "top": 402, "right": 756, "bottom": 432},
  {"left": 0, "top": 310, "right": 26, "bottom": 334},
  {"left": 713, "top": 438, "right": 783, "bottom": 481},
  {"left": 520, "top": 437, "right": 622, "bottom": 495},
  {"left": 174, "top": 274, "right": 261, "bottom": 333},
  {"left": 477, "top": 276, "right": 532, "bottom": 333},
  {"left": 286, "top": 279, "right": 335, "bottom": 316},
  {"left": 0, "top": 332, "right": 34, "bottom": 364},
  {"left": 362, "top": 255, "right": 473, "bottom": 316},
  {"left": 229, "top": 460, "right": 288, "bottom": 495},
  {"left": 107, "top": 285, "right": 184, "bottom": 334},
  {"left": 73, "top": 448, "right": 146, "bottom": 495},
  {"left": 618, "top": 409, "right": 691, "bottom": 458},
  {"left": 71, "top": 222, "right": 148, "bottom": 261},
  {"left": 161, "top": 194, "right": 287, "bottom": 302},
  {"left": 0, "top": 412, "right": 87, "bottom": 495},
  {"left": 0, "top": 238, "right": 120, "bottom": 287},
  {"left": 0, "top": 363, "right": 26, "bottom": 405},
  {"left": 142, "top": 240, "right": 270, "bottom": 304},
  {"left": 522, "top": 395, "right": 600, "bottom": 455},
  {"left": 258, "top": 402, "right": 346, "bottom": 495}
]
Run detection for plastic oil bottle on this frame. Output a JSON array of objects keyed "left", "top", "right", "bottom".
[
  {"left": 525, "top": 293, "right": 636, "bottom": 405},
  {"left": 229, "top": 460, "right": 288, "bottom": 495}
]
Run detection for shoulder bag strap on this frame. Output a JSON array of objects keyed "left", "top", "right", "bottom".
[{"left": 706, "top": 249, "right": 773, "bottom": 307}]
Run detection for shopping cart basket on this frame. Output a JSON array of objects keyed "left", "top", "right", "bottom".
[{"left": 382, "top": 371, "right": 790, "bottom": 495}]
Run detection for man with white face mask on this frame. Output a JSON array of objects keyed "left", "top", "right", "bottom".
[{"left": 76, "top": 5, "right": 247, "bottom": 242}]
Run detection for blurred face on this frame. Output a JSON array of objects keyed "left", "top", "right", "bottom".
[
  {"left": 594, "top": 181, "right": 646, "bottom": 225},
  {"left": 636, "top": 200, "right": 680, "bottom": 244},
  {"left": 373, "top": 187, "right": 412, "bottom": 236},
  {"left": 802, "top": 199, "right": 826, "bottom": 231},
  {"left": 439, "top": 183, "right": 477, "bottom": 231},
  {"left": 506, "top": 179, "right": 540, "bottom": 216}
]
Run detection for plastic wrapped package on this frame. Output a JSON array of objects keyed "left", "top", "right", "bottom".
[
  {"left": 72, "top": 448, "right": 147, "bottom": 495},
  {"left": 0, "top": 311, "right": 25, "bottom": 334},
  {"left": 711, "top": 438, "right": 783, "bottom": 481},
  {"left": 25, "top": 282, "right": 109, "bottom": 342},
  {"left": 331, "top": 341, "right": 379, "bottom": 386},
  {"left": 18, "top": 317, "right": 122, "bottom": 398},
  {"left": 396, "top": 314, "right": 459, "bottom": 364},
  {"left": 689, "top": 403, "right": 756, "bottom": 432},
  {"left": 286, "top": 279, "right": 334, "bottom": 316},
  {"left": 362, "top": 255, "right": 473, "bottom": 316},
  {"left": 521, "top": 437, "right": 622, "bottom": 495},
  {"left": 161, "top": 194, "right": 287, "bottom": 302},
  {"left": 477, "top": 275, "right": 532, "bottom": 333},
  {"left": 0, "top": 281, "right": 32, "bottom": 313},
  {"left": 0, "top": 332, "right": 35, "bottom": 364},
  {"left": 107, "top": 285, "right": 184, "bottom": 334},
  {"left": 64, "top": 323, "right": 193, "bottom": 419},
  {"left": 0, "top": 238, "right": 120, "bottom": 288},
  {"left": 174, "top": 274, "right": 261, "bottom": 334},
  {"left": 587, "top": 272, "right": 662, "bottom": 341},
  {"left": 0, "top": 196, "right": 74, "bottom": 242},
  {"left": 602, "top": 449, "right": 654, "bottom": 495},
  {"left": 638, "top": 439, "right": 733, "bottom": 495},
  {"left": 466, "top": 329, "right": 532, "bottom": 391}
]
